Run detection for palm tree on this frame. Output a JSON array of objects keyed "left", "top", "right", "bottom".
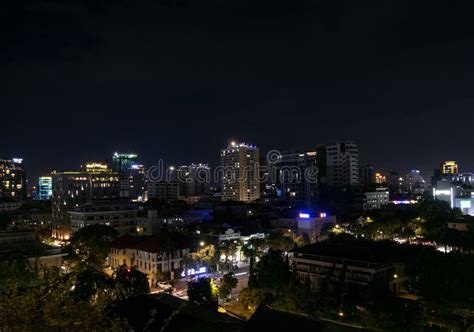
[{"left": 242, "top": 238, "right": 264, "bottom": 288}]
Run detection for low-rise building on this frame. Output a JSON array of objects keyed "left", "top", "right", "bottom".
[
  {"left": 364, "top": 188, "right": 390, "bottom": 210},
  {"left": 109, "top": 235, "right": 142, "bottom": 267},
  {"left": 289, "top": 240, "right": 421, "bottom": 294},
  {"left": 272, "top": 212, "right": 336, "bottom": 243},
  {"left": 109, "top": 233, "right": 191, "bottom": 284},
  {"left": 69, "top": 199, "right": 138, "bottom": 235},
  {"left": 147, "top": 181, "right": 180, "bottom": 203},
  {"left": 0, "top": 198, "right": 21, "bottom": 212}
]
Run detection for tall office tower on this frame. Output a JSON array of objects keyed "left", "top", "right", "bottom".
[
  {"left": 404, "top": 169, "right": 427, "bottom": 194},
  {"left": 176, "top": 163, "right": 211, "bottom": 197},
  {"left": 268, "top": 150, "right": 318, "bottom": 208},
  {"left": 359, "top": 165, "right": 375, "bottom": 186},
  {"left": 0, "top": 158, "right": 26, "bottom": 200},
  {"left": 387, "top": 171, "right": 403, "bottom": 194},
  {"left": 129, "top": 164, "right": 146, "bottom": 201},
  {"left": 375, "top": 173, "right": 386, "bottom": 184},
  {"left": 442, "top": 161, "right": 459, "bottom": 175},
  {"left": 146, "top": 181, "right": 180, "bottom": 203},
  {"left": 37, "top": 176, "right": 52, "bottom": 200},
  {"left": 112, "top": 152, "right": 139, "bottom": 198},
  {"left": 51, "top": 162, "right": 120, "bottom": 239},
  {"left": 112, "top": 152, "right": 138, "bottom": 173},
  {"left": 220, "top": 142, "right": 260, "bottom": 202},
  {"left": 325, "top": 142, "right": 360, "bottom": 187},
  {"left": 69, "top": 199, "right": 138, "bottom": 235}
]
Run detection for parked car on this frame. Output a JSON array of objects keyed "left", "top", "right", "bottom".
[{"left": 157, "top": 282, "right": 173, "bottom": 292}]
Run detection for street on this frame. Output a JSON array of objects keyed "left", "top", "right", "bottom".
[{"left": 152, "top": 263, "right": 250, "bottom": 301}]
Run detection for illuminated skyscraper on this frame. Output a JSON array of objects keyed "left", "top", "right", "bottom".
[
  {"left": 112, "top": 152, "right": 138, "bottom": 173},
  {"left": 51, "top": 162, "right": 120, "bottom": 239},
  {"left": 404, "top": 169, "right": 427, "bottom": 194},
  {"left": 220, "top": 142, "right": 260, "bottom": 202},
  {"left": 375, "top": 173, "right": 386, "bottom": 184},
  {"left": 359, "top": 165, "right": 375, "bottom": 186},
  {"left": 268, "top": 150, "right": 319, "bottom": 207},
  {"left": 38, "top": 176, "right": 52, "bottom": 201},
  {"left": 0, "top": 158, "right": 26, "bottom": 200},
  {"left": 442, "top": 161, "right": 458, "bottom": 175},
  {"left": 129, "top": 164, "right": 146, "bottom": 201},
  {"left": 111, "top": 152, "right": 143, "bottom": 198},
  {"left": 176, "top": 163, "right": 211, "bottom": 197}
]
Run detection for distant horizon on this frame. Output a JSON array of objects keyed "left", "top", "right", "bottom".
[{"left": 6, "top": 142, "right": 470, "bottom": 190}]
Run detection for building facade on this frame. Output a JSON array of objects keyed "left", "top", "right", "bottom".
[
  {"left": 176, "top": 163, "right": 211, "bottom": 197},
  {"left": 364, "top": 188, "right": 390, "bottom": 210},
  {"left": 325, "top": 142, "right": 359, "bottom": 187},
  {"left": 51, "top": 163, "right": 120, "bottom": 239},
  {"left": 112, "top": 152, "right": 138, "bottom": 174},
  {"left": 220, "top": 142, "right": 260, "bottom": 202},
  {"left": 359, "top": 165, "right": 375, "bottom": 186},
  {"left": 69, "top": 199, "right": 138, "bottom": 235},
  {"left": 0, "top": 158, "right": 26, "bottom": 200},
  {"left": 109, "top": 233, "right": 191, "bottom": 284},
  {"left": 147, "top": 181, "right": 180, "bottom": 202},
  {"left": 38, "top": 176, "right": 52, "bottom": 201},
  {"left": 288, "top": 241, "right": 416, "bottom": 295},
  {"left": 269, "top": 151, "right": 319, "bottom": 208},
  {"left": 442, "top": 161, "right": 458, "bottom": 175},
  {"left": 403, "top": 169, "right": 427, "bottom": 194},
  {"left": 128, "top": 164, "right": 146, "bottom": 201}
]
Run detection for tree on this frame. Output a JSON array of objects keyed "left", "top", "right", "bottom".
[
  {"left": 242, "top": 238, "right": 265, "bottom": 288},
  {"left": 219, "top": 240, "right": 239, "bottom": 269},
  {"left": 0, "top": 266, "right": 128, "bottom": 331},
  {"left": 67, "top": 224, "right": 119, "bottom": 270},
  {"left": 271, "top": 281, "right": 316, "bottom": 315},
  {"left": 185, "top": 244, "right": 219, "bottom": 273},
  {"left": 72, "top": 267, "right": 115, "bottom": 302},
  {"left": 294, "top": 234, "right": 310, "bottom": 248},
  {"left": 114, "top": 265, "right": 150, "bottom": 300},
  {"left": 238, "top": 288, "right": 272, "bottom": 311},
  {"left": 218, "top": 272, "right": 238, "bottom": 300},
  {"left": 253, "top": 249, "right": 290, "bottom": 290},
  {"left": 187, "top": 277, "right": 218, "bottom": 309},
  {"left": 265, "top": 231, "right": 294, "bottom": 252}
]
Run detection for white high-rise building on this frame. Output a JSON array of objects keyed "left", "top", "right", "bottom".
[
  {"left": 220, "top": 142, "right": 260, "bottom": 202},
  {"left": 325, "top": 141, "right": 359, "bottom": 187}
]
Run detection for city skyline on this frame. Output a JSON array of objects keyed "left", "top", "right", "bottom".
[
  {"left": 2, "top": 143, "right": 470, "bottom": 187},
  {"left": 2, "top": 2, "right": 474, "bottom": 329}
]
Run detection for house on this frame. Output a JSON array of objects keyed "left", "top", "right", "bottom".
[{"left": 109, "top": 233, "right": 191, "bottom": 284}]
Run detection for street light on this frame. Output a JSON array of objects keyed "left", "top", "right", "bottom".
[{"left": 200, "top": 241, "right": 205, "bottom": 247}]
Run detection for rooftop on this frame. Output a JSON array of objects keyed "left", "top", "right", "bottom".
[
  {"left": 111, "top": 232, "right": 192, "bottom": 253},
  {"left": 291, "top": 239, "right": 425, "bottom": 265}
]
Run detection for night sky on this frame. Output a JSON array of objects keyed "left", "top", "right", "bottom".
[{"left": 2, "top": 0, "right": 474, "bottom": 183}]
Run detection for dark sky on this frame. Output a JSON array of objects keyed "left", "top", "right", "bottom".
[{"left": 2, "top": 0, "right": 474, "bottom": 183}]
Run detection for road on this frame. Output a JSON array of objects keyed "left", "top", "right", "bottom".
[{"left": 161, "top": 263, "right": 250, "bottom": 301}]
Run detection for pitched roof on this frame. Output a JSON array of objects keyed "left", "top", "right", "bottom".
[{"left": 110, "top": 235, "right": 142, "bottom": 249}]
